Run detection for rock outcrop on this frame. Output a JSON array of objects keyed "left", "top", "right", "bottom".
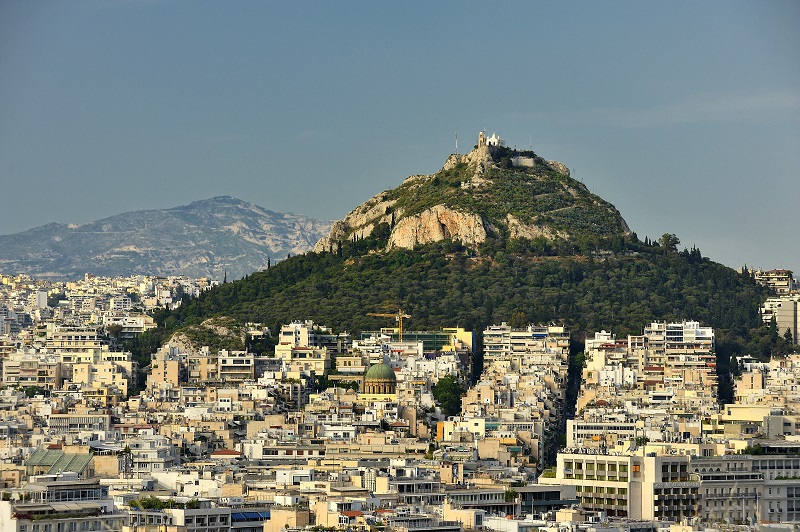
[
  {"left": 313, "top": 193, "right": 399, "bottom": 253},
  {"left": 165, "top": 318, "right": 245, "bottom": 354},
  {"left": 505, "top": 214, "right": 566, "bottom": 241},
  {"left": 546, "top": 160, "right": 570, "bottom": 176},
  {"left": 388, "top": 205, "right": 491, "bottom": 249}
]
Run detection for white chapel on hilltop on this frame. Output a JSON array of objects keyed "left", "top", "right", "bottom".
[{"left": 477, "top": 130, "right": 505, "bottom": 148}]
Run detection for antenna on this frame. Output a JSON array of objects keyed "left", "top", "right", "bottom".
[{"left": 455, "top": 131, "right": 458, "bottom": 156}]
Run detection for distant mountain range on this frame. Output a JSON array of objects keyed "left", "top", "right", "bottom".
[{"left": 0, "top": 196, "right": 333, "bottom": 280}]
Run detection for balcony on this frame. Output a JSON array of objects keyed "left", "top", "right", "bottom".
[{"left": 11, "top": 502, "right": 124, "bottom": 524}]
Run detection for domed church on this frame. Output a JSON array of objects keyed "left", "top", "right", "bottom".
[{"left": 362, "top": 363, "right": 397, "bottom": 394}]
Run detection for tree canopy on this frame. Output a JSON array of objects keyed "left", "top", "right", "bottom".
[{"left": 432, "top": 375, "right": 466, "bottom": 417}]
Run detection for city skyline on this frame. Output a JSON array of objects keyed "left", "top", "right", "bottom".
[{"left": 1, "top": 1, "right": 798, "bottom": 272}]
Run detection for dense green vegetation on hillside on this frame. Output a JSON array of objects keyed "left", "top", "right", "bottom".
[
  {"left": 127, "top": 235, "right": 792, "bottom": 404},
  {"left": 165, "top": 241, "right": 761, "bottom": 337}
]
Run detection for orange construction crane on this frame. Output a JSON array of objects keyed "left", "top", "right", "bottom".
[{"left": 367, "top": 309, "right": 411, "bottom": 342}]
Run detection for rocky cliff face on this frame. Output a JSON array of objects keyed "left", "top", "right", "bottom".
[
  {"left": 387, "top": 205, "right": 491, "bottom": 249},
  {"left": 313, "top": 193, "right": 397, "bottom": 252},
  {"left": 314, "top": 137, "right": 630, "bottom": 253}
]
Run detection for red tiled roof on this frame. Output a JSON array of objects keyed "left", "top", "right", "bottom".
[{"left": 210, "top": 449, "right": 242, "bottom": 456}]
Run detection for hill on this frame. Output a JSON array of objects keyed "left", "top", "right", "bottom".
[
  {"left": 315, "top": 132, "right": 630, "bottom": 254},
  {"left": 142, "top": 240, "right": 775, "bottom": 404},
  {"left": 133, "top": 138, "right": 785, "bottom": 404},
  {"left": 0, "top": 196, "right": 332, "bottom": 279}
]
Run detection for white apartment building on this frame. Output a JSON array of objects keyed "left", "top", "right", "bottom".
[
  {"left": 566, "top": 417, "right": 638, "bottom": 448},
  {"left": 41, "top": 323, "right": 101, "bottom": 353},
  {"left": 692, "top": 455, "right": 763, "bottom": 525},
  {"left": 753, "top": 268, "right": 795, "bottom": 295},
  {"left": 99, "top": 312, "right": 157, "bottom": 338},
  {"left": 642, "top": 320, "right": 714, "bottom": 355},
  {"left": 483, "top": 323, "right": 569, "bottom": 365},
  {"left": 279, "top": 320, "right": 350, "bottom": 354},
  {"left": 125, "top": 435, "right": 180, "bottom": 478},
  {"left": 48, "top": 413, "right": 112, "bottom": 434},
  {"left": 0, "top": 473, "right": 126, "bottom": 532},
  {"left": 579, "top": 321, "right": 718, "bottom": 413},
  {"left": 159, "top": 499, "right": 231, "bottom": 532}
]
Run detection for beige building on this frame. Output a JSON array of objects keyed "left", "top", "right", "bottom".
[
  {"left": 149, "top": 346, "right": 185, "bottom": 392},
  {"left": 2, "top": 351, "right": 63, "bottom": 390},
  {"left": 148, "top": 346, "right": 255, "bottom": 389},
  {"left": 217, "top": 350, "right": 254, "bottom": 384},
  {"left": 753, "top": 268, "right": 794, "bottom": 295},
  {"left": 482, "top": 323, "right": 569, "bottom": 366},
  {"left": 72, "top": 360, "right": 130, "bottom": 396},
  {"left": 540, "top": 450, "right": 698, "bottom": 521},
  {"left": 762, "top": 296, "right": 799, "bottom": 344},
  {"left": 442, "top": 497, "right": 486, "bottom": 529},
  {"left": 275, "top": 344, "right": 331, "bottom": 377},
  {"left": 263, "top": 506, "right": 310, "bottom": 532},
  {"left": 188, "top": 349, "right": 221, "bottom": 383}
]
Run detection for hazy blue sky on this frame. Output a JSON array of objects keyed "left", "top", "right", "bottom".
[{"left": 1, "top": 1, "right": 798, "bottom": 272}]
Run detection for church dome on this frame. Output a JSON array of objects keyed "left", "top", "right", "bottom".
[
  {"left": 362, "top": 363, "right": 397, "bottom": 395},
  {"left": 364, "top": 363, "right": 396, "bottom": 381}
]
